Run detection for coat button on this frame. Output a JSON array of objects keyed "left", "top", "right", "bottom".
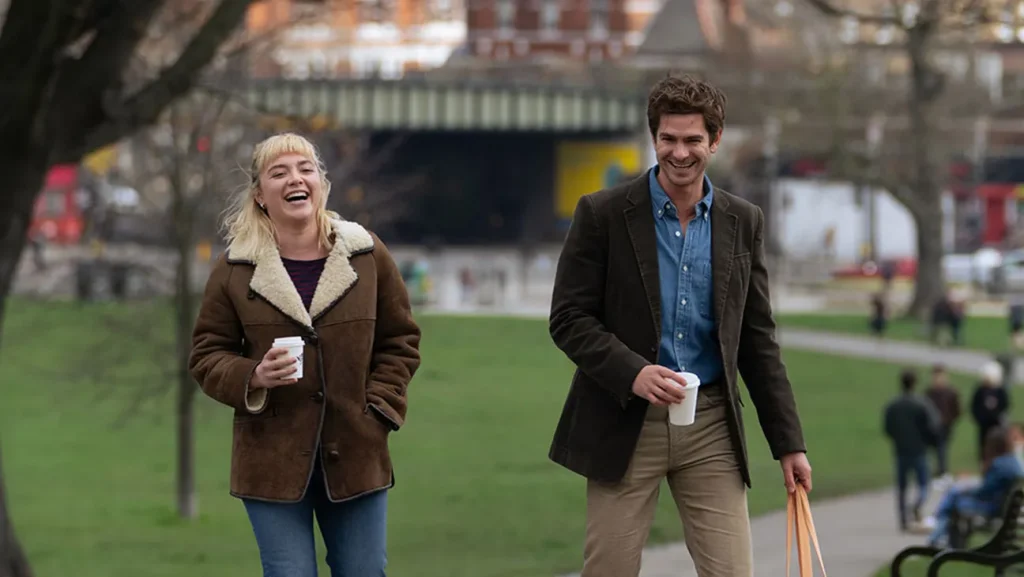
[
  {"left": 311, "top": 391, "right": 324, "bottom": 403},
  {"left": 306, "top": 333, "right": 319, "bottom": 345},
  {"left": 328, "top": 450, "right": 340, "bottom": 461}
]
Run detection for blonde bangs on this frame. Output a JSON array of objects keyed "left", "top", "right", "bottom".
[
  {"left": 222, "top": 132, "right": 338, "bottom": 259},
  {"left": 251, "top": 133, "right": 324, "bottom": 179}
]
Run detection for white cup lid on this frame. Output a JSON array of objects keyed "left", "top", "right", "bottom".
[
  {"left": 676, "top": 371, "right": 701, "bottom": 388},
  {"left": 273, "top": 336, "right": 305, "bottom": 347}
]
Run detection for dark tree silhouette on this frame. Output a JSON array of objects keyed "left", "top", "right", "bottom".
[{"left": 0, "top": 2, "right": 256, "bottom": 574}]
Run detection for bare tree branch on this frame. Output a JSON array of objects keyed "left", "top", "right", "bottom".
[
  {"left": 186, "top": 96, "right": 232, "bottom": 221},
  {"left": 60, "top": 0, "right": 257, "bottom": 163},
  {"left": 49, "top": 1, "right": 165, "bottom": 149},
  {"left": 112, "top": 383, "right": 173, "bottom": 430},
  {"left": 35, "top": 301, "right": 172, "bottom": 421},
  {"left": 802, "top": 0, "right": 900, "bottom": 24},
  {"left": 0, "top": 1, "right": 88, "bottom": 138}
]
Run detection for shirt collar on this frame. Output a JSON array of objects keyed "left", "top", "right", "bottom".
[{"left": 649, "top": 166, "right": 714, "bottom": 220}]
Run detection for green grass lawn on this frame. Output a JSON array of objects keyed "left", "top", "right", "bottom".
[
  {"left": 778, "top": 313, "right": 1014, "bottom": 355},
  {"left": 1, "top": 301, "right": 1018, "bottom": 577}
]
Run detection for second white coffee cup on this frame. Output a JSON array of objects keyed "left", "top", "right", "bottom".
[
  {"left": 668, "top": 371, "right": 701, "bottom": 426},
  {"left": 273, "top": 336, "right": 305, "bottom": 380}
]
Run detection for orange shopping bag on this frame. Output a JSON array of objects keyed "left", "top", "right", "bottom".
[{"left": 785, "top": 485, "right": 827, "bottom": 577}]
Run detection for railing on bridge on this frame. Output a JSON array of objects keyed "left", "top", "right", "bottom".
[{"left": 241, "top": 77, "right": 646, "bottom": 133}]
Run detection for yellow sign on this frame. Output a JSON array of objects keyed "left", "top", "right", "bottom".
[
  {"left": 555, "top": 141, "right": 641, "bottom": 219},
  {"left": 196, "top": 241, "right": 213, "bottom": 262},
  {"left": 83, "top": 145, "right": 119, "bottom": 176}
]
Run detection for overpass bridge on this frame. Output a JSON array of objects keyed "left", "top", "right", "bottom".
[
  {"left": 236, "top": 73, "right": 1024, "bottom": 139},
  {"left": 240, "top": 77, "right": 646, "bottom": 134},
  {"left": 228, "top": 73, "right": 1024, "bottom": 249}
]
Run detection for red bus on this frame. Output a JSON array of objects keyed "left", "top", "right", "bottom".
[{"left": 29, "top": 164, "right": 85, "bottom": 245}]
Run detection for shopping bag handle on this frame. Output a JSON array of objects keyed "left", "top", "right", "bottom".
[{"left": 785, "top": 485, "right": 827, "bottom": 577}]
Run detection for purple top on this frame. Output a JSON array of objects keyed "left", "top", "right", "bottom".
[{"left": 281, "top": 257, "right": 327, "bottom": 311}]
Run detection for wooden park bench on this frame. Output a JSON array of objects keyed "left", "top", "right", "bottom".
[{"left": 890, "top": 485, "right": 1024, "bottom": 576}]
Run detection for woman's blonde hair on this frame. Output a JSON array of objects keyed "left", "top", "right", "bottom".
[{"left": 222, "top": 132, "right": 338, "bottom": 258}]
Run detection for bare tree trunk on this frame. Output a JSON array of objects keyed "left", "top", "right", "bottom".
[
  {"left": 172, "top": 174, "right": 198, "bottom": 520},
  {"left": 175, "top": 317, "right": 196, "bottom": 520},
  {"left": 0, "top": 445, "right": 33, "bottom": 577},
  {"left": 174, "top": 276, "right": 198, "bottom": 520},
  {"left": 904, "top": 26, "right": 947, "bottom": 319},
  {"left": 0, "top": 162, "right": 46, "bottom": 577},
  {"left": 912, "top": 207, "right": 946, "bottom": 316},
  {"left": 0, "top": 162, "right": 47, "bottom": 328}
]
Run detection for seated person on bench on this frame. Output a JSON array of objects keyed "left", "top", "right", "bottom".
[{"left": 927, "top": 425, "right": 1024, "bottom": 547}]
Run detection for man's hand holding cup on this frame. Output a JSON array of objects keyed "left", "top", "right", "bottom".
[
  {"left": 632, "top": 365, "right": 687, "bottom": 406},
  {"left": 251, "top": 347, "right": 299, "bottom": 389}
]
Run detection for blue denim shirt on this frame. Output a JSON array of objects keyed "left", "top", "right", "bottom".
[
  {"left": 649, "top": 167, "right": 722, "bottom": 384},
  {"left": 973, "top": 453, "right": 1024, "bottom": 515}
]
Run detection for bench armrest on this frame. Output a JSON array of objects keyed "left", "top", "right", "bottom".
[
  {"left": 890, "top": 546, "right": 942, "bottom": 576},
  {"left": 926, "top": 549, "right": 1024, "bottom": 577}
]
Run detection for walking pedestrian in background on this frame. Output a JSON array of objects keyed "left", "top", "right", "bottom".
[
  {"left": 884, "top": 369, "right": 940, "bottom": 531},
  {"left": 924, "top": 364, "right": 960, "bottom": 484}
]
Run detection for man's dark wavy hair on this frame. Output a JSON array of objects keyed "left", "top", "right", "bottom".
[{"left": 646, "top": 74, "right": 727, "bottom": 140}]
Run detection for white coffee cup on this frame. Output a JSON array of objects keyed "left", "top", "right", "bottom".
[
  {"left": 668, "top": 371, "right": 701, "bottom": 426},
  {"left": 272, "top": 336, "right": 305, "bottom": 380}
]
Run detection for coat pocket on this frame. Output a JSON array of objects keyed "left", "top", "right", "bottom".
[{"left": 234, "top": 406, "right": 278, "bottom": 422}]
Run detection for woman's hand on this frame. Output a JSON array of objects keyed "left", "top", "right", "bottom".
[{"left": 251, "top": 347, "right": 299, "bottom": 389}]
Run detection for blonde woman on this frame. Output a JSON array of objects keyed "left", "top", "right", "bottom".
[{"left": 189, "top": 133, "right": 421, "bottom": 576}]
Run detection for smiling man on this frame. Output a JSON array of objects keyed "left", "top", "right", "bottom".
[{"left": 547, "top": 75, "right": 811, "bottom": 577}]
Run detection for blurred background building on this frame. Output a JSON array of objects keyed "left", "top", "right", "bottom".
[
  {"left": 17, "top": 0, "right": 1024, "bottom": 314},
  {"left": 246, "top": 0, "right": 469, "bottom": 78}
]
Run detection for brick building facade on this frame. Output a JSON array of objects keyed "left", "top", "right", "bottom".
[
  {"left": 246, "top": 0, "right": 467, "bottom": 79},
  {"left": 466, "top": 0, "right": 662, "bottom": 62},
  {"left": 243, "top": 0, "right": 668, "bottom": 77}
]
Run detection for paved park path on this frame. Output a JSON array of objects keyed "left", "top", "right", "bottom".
[
  {"left": 561, "top": 328, "right": 1008, "bottom": 577},
  {"left": 634, "top": 487, "right": 932, "bottom": 577},
  {"left": 779, "top": 328, "right": 1020, "bottom": 383}
]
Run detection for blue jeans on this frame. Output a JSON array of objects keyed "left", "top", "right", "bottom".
[
  {"left": 242, "top": 461, "right": 388, "bottom": 577},
  {"left": 895, "top": 453, "right": 930, "bottom": 527},
  {"left": 928, "top": 487, "right": 985, "bottom": 546}
]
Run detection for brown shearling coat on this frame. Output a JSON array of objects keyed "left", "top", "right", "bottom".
[{"left": 189, "top": 219, "right": 421, "bottom": 503}]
